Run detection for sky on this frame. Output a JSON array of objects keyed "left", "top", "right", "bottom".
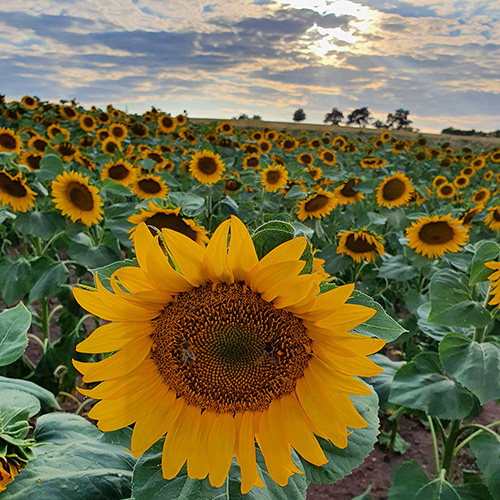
[{"left": 0, "top": 0, "right": 499, "bottom": 133}]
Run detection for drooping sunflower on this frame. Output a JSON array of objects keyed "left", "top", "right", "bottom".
[
  {"left": 19, "top": 151, "right": 43, "bottom": 171},
  {"left": 0, "top": 457, "right": 24, "bottom": 492},
  {"left": 318, "top": 149, "right": 336, "bottom": 166},
  {"left": 242, "top": 155, "right": 260, "bottom": 171},
  {"left": 360, "top": 157, "right": 385, "bottom": 169},
  {"left": 101, "top": 137, "right": 123, "bottom": 156},
  {"left": 334, "top": 178, "right": 364, "bottom": 205},
  {"left": 59, "top": 105, "right": 79, "bottom": 121},
  {"left": 296, "top": 189, "right": 337, "bottom": 221},
  {"left": 51, "top": 171, "right": 103, "bottom": 226},
  {"left": 175, "top": 114, "right": 187, "bottom": 127},
  {"left": 109, "top": 122, "right": 128, "bottom": 142},
  {"left": 79, "top": 114, "right": 97, "bottom": 132},
  {"left": 131, "top": 174, "right": 169, "bottom": 200},
  {"left": 21, "top": 95, "right": 37, "bottom": 110},
  {"left": 375, "top": 172, "right": 414, "bottom": 208},
  {"left": 189, "top": 150, "right": 225, "bottom": 185},
  {"left": 484, "top": 206, "right": 500, "bottom": 231},
  {"left": 79, "top": 136, "right": 96, "bottom": 149},
  {"left": 158, "top": 114, "right": 177, "bottom": 134},
  {"left": 436, "top": 182, "right": 456, "bottom": 199},
  {"left": 471, "top": 188, "right": 490, "bottom": 205},
  {"left": 0, "top": 128, "right": 23, "bottom": 155},
  {"left": 130, "top": 122, "right": 150, "bottom": 139},
  {"left": 406, "top": 214, "right": 469, "bottom": 259},
  {"left": 46, "top": 124, "right": 70, "bottom": 141},
  {"left": 128, "top": 203, "right": 209, "bottom": 245},
  {"left": 486, "top": 261, "right": 500, "bottom": 307},
  {"left": 54, "top": 142, "right": 80, "bottom": 163},
  {"left": 76, "top": 155, "right": 96, "bottom": 171},
  {"left": 0, "top": 169, "right": 37, "bottom": 212},
  {"left": 460, "top": 206, "right": 482, "bottom": 228},
  {"left": 337, "top": 229, "right": 385, "bottom": 263},
  {"left": 101, "top": 160, "right": 137, "bottom": 186},
  {"left": 306, "top": 167, "right": 323, "bottom": 181},
  {"left": 260, "top": 164, "right": 288, "bottom": 193},
  {"left": 432, "top": 175, "right": 447, "bottom": 189},
  {"left": 72, "top": 216, "right": 384, "bottom": 494},
  {"left": 281, "top": 137, "right": 298, "bottom": 152}
]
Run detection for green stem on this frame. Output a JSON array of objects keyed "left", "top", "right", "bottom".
[
  {"left": 454, "top": 421, "right": 500, "bottom": 453},
  {"left": 473, "top": 327, "right": 485, "bottom": 343},
  {"left": 76, "top": 398, "right": 96, "bottom": 416},
  {"left": 40, "top": 297, "right": 50, "bottom": 343},
  {"left": 47, "top": 304, "right": 63, "bottom": 324},
  {"left": 441, "top": 420, "right": 461, "bottom": 478},
  {"left": 428, "top": 417, "right": 441, "bottom": 476},
  {"left": 41, "top": 232, "right": 63, "bottom": 255},
  {"left": 28, "top": 333, "right": 45, "bottom": 350}
]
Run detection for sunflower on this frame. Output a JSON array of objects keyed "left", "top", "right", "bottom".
[
  {"left": 309, "top": 138, "right": 321, "bottom": 149},
  {"left": 406, "top": 214, "right": 469, "bottom": 259},
  {"left": 259, "top": 139, "right": 272, "bottom": 155},
  {"left": 79, "top": 114, "right": 97, "bottom": 132},
  {"left": 217, "top": 121, "right": 234, "bottom": 134},
  {"left": 189, "top": 150, "right": 225, "bottom": 185},
  {"left": 334, "top": 178, "right": 364, "bottom": 205},
  {"left": 296, "top": 189, "right": 337, "bottom": 221},
  {"left": 360, "top": 157, "right": 385, "bottom": 169},
  {"left": 483, "top": 170, "right": 493, "bottom": 181},
  {"left": 298, "top": 152, "right": 314, "bottom": 167},
  {"left": 460, "top": 166, "right": 475, "bottom": 177},
  {"left": 260, "top": 164, "right": 288, "bottom": 193},
  {"left": 486, "top": 261, "right": 500, "bottom": 307},
  {"left": 337, "top": 229, "right": 385, "bottom": 263},
  {"left": 19, "top": 151, "right": 43, "bottom": 171},
  {"left": 109, "top": 122, "right": 128, "bottom": 141},
  {"left": 319, "top": 149, "right": 336, "bottom": 166},
  {"left": 375, "top": 173, "right": 414, "bottom": 208},
  {"left": 101, "top": 137, "right": 123, "bottom": 156},
  {"left": 179, "top": 128, "right": 198, "bottom": 146},
  {"left": 101, "top": 160, "right": 136, "bottom": 185},
  {"left": 158, "top": 115, "right": 177, "bottom": 134},
  {"left": 59, "top": 105, "right": 79, "bottom": 121},
  {"left": 460, "top": 206, "right": 482, "bottom": 228},
  {"left": 72, "top": 216, "right": 384, "bottom": 494},
  {"left": 128, "top": 203, "right": 209, "bottom": 244},
  {"left": 54, "top": 142, "right": 80, "bottom": 162},
  {"left": 432, "top": 175, "right": 447, "bottom": 189},
  {"left": 175, "top": 114, "right": 187, "bottom": 127},
  {"left": 97, "top": 112, "right": 111, "bottom": 125},
  {"left": 131, "top": 174, "right": 169, "bottom": 200},
  {"left": 453, "top": 175, "right": 470, "bottom": 189},
  {"left": 21, "top": 95, "right": 37, "bottom": 110},
  {"left": 223, "top": 178, "right": 242, "bottom": 194},
  {"left": 414, "top": 150, "right": 427, "bottom": 161},
  {"left": 242, "top": 155, "right": 260, "bottom": 171},
  {"left": 484, "top": 206, "right": 500, "bottom": 231},
  {"left": 331, "top": 136, "right": 347, "bottom": 151},
  {"left": 0, "top": 127, "right": 22, "bottom": 155},
  {"left": 306, "top": 167, "right": 323, "bottom": 181},
  {"left": 470, "top": 157, "right": 486, "bottom": 170},
  {"left": 47, "top": 124, "right": 70, "bottom": 141},
  {"left": 281, "top": 137, "right": 298, "bottom": 152},
  {"left": 0, "top": 457, "right": 24, "bottom": 492},
  {"left": 51, "top": 171, "right": 103, "bottom": 226},
  {"left": 380, "top": 131, "right": 391, "bottom": 143},
  {"left": 436, "top": 182, "right": 456, "bottom": 199},
  {"left": 130, "top": 123, "right": 150, "bottom": 139},
  {"left": 76, "top": 154, "right": 96, "bottom": 171},
  {"left": 266, "top": 130, "right": 278, "bottom": 141},
  {"left": 391, "top": 141, "right": 407, "bottom": 154},
  {"left": 0, "top": 169, "right": 37, "bottom": 212},
  {"left": 472, "top": 188, "right": 490, "bottom": 205},
  {"left": 242, "top": 143, "right": 260, "bottom": 155},
  {"left": 490, "top": 151, "right": 500, "bottom": 163}
]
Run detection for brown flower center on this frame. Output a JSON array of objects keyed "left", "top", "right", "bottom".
[
  {"left": 0, "top": 172, "right": 27, "bottom": 197},
  {"left": 345, "top": 233, "right": 376, "bottom": 253},
  {"left": 83, "top": 117, "right": 94, "bottom": 128},
  {"left": 418, "top": 222, "right": 454, "bottom": 245},
  {"left": 68, "top": 182, "right": 94, "bottom": 211},
  {"left": 161, "top": 117, "right": 174, "bottom": 129},
  {"left": 197, "top": 157, "right": 217, "bottom": 175},
  {"left": 26, "top": 154, "right": 41, "bottom": 170},
  {"left": 0, "top": 133, "right": 17, "bottom": 150},
  {"left": 382, "top": 178, "right": 406, "bottom": 201},
  {"left": 138, "top": 178, "right": 162, "bottom": 194},
  {"left": 305, "top": 194, "right": 329, "bottom": 212},
  {"left": 340, "top": 179, "right": 358, "bottom": 198},
  {"left": 111, "top": 126, "right": 125, "bottom": 138},
  {"left": 145, "top": 213, "right": 198, "bottom": 241},
  {"left": 108, "top": 164, "right": 130, "bottom": 180},
  {"left": 323, "top": 152, "right": 334, "bottom": 162},
  {"left": 474, "top": 191, "right": 486, "bottom": 202},
  {"left": 440, "top": 185, "right": 452, "bottom": 195},
  {"left": 151, "top": 282, "right": 311, "bottom": 413},
  {"left": 266, "top": 170, "right": 281, "bottom": 184},
  {"left": 493, "top": 209, "right": 500, "bottom": 222}
]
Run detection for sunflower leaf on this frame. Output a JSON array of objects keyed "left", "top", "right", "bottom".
[
  {"left": 0, "top": 376, "right": 60, "bottom": 411},
  {"left": 0, "top": 303, "right": 31, "bottom": 367},
  {"left": 469, "top": 240, "right": 500, "bottom": 285},
  {"left": 469, "top": 433, "right": 500, "bottom": 500}
]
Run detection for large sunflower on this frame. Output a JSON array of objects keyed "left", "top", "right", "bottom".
[
  {"left": 72, "top": 216, "right": 384, "bottom": 493},
  {"left": 128, "top": 202, "right": 209, "bottom": 245},
  {"left": 486, "top": 261, "right": 500, "bottom": 307},
  {"left": 158, "top": 114, "right": 177, "bottom": 134},
  {"left": 189, "top": 150, "right": 225, "bottom": 185},
  {"left": 131, "top": 174, "right": 169, "bottom": 200},
  {"left": 406, "top": 214, "right": 469, "bottom": 259},
  {"left": 0, "top": 169, "right": 37, "bottom": 212},
  {"left": 337, "top": 230, "right": 385, "bottom": 263},
  {"left": 51, "top": 171, "right": 103, "bottom": 226},
  {"left": 0, "top": 128, "right": 22, "bottom": 155},
  {"left": 334, "top": 178, "right": 364, "bottom": 205},
  {"left": 101, "top": 160, "right": 136, "bottom": 186},
  {"left": 484, "top": 206, "right": 500, "bottom": 231},
  {"left": 296, "top": 189, "right": 337, "bottom": 221},
  {"left": 260, "top": 164, "right": 288, "bottom": 192},
  {"left": 375, "top": 173, "right": 414, "bottom": 208},
  {"left": 54, "top": 142, "right": 80, "bottom": 163},
  {"left": 109, "top": 122, "right": 128, "bottom": 142}
]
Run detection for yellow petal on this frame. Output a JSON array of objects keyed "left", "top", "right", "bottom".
[
  {"left": 207, "top": 412, "right": 236, "bottom": 487},
  {"left": 228, "top": 216, "right": 258, "bottom": 282},
  {"left": 73, "top": 335, "right": 152, "bottom": 383},
  {"left": 111, "top": 266, "right": 156, "bottom": 294},
  {"left": 311, "top": 304, "right": 376, "bottom": 332},
  {"left": 235, "top": 412, "right": 263, "bottom": 494},
  {"left": 249, "top": 261, "right": 304, "bottom": 296},
  {"left": 272, "top": 277, "right": 319, "bottom": 310},
  {"left": 187, "top": 410, "right": 216, "bottom": 480},
  {"left": 133, "top": 222, "right": 156, "bottom": 270},
  {"left": 312, "top": 333, "right": 386, "bottom": 356},
  {"left": 298, "top": 284, "right": 355, "bottom": 321},
  {"left": 203, "top": 218, "right": 234, "bottom": 284}
]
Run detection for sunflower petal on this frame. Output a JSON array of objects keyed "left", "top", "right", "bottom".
[
  {"left": 207, "top": 413, "right": 236, "bottom": 487},
  {"left": 187, "top": 410, "right": 216, "bottom": 480},
  {"left": 203, "top": 219, "right": 234, "bottom": 284},
  {"left": 228, "top": 216, "right": 259, "bottom": 282}
]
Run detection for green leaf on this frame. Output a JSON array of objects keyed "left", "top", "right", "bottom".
[
  {"left": 2, "top": 259, "right": 32, "bottom": 306},
  {"left": 101, "top": 178, "right": 132, "bottom": 196},
  {"left": 388, "top": 461, "right": 429, "bottom": 500},
  {"left": 300, "top": 392, "right": 379, "bottom": 484},
  {"left": 252, "top": 228, "right": 293, "bottom": 259},
  {"left": 90, "top": 258, "right": 138, "bottom": 290},
  {"left": 6, "top": 413, "right": 135, "bottom": 500},
  {"left": 366, "top": 354, "right": 404, "bottom": 410},
  {"left": 428, "top": 269, "right": 490, "bottom": 328},
  {"left": 284, "top": 185, "right": 308, "bottom": 200},
  {"left": 348, "top": 291, "right": 406, "bottom": 342},
  {"left": 14, "top": 212, "right": 64, "bottom": 240},
  {"left": 36, "top": 154, "right": 64, "bottom": 180},
  {"left": 0, "top": 303, "right": 31, "bottom": 367},
  {"left": 132, "top": 442, "right": 307, "bottom": 500},
  {"left": 378, "top": 431, "right": 410, "bottom": 454},
  {"left": 29, "top": 262, "right": 69, "bottom": 303},
  {"left": 389, "top": 352, "right": 474, "bottom": 420},
  {"left": 0, "top": 388, "right": 40, "bottom": 418},
  {"left": 0, "top": 376, "right": 60, "bottom": 411},
  {"left": 68, "top": 243, "right": 120, "bottom": 269},
  {"left": 350, "top": 486, "right": 373, "bottom": 499},
  {"left": 469, "top": 241, "right": 500, "bottom": 285},
  {"left": 378, "top": 255, "right": 418, "bottom": 282},
  {"left": 469, "top": 433, "right": 500, "bottom": 500},
  {"left": 439, "top": 334, "right": 500, "bottom": 404},
  {"left": 455, "top": 483, "right": 494, "bottom": 500},
  {"left": 414, "top": 477, "right": 461, "bottom": 500}
]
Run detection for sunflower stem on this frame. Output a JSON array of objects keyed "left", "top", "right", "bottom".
[
  {"left": 40, "top": 297, "right": 50, "bottom": 343},
  {"left": 427, "top": 416, "right": 441, "bottom": 476},
  {"left": 441, "top": 420, "right": 461, "bottom": 478}
]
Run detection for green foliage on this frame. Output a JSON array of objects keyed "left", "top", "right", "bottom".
[{"left": 0, "top": 303, "right": 31, "bottom": 367}]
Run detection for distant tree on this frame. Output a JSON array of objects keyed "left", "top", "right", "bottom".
[
  {"left": 293, "top": 108, "right": 306, "bottom": 123},
  {"left": 373, "top": 120, "right": 388, "bottom": 129},
  {"left": 386, "top": 109, "right": 413, "bottom": 130},
  {"left": 233, "top": 113, "right": 249, "bottom": 120},
  {"left": 346, "top": 107, "right": 371, "bottom": 127},
  {"left": 324, "top": 107, "right": 343, "bottom": 125},
  {"left": 251, "top": 115, "right": 262, "bottom": 121}
]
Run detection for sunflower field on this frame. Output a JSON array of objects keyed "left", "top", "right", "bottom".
[{"left": 0, "top": 95, "right": 499, "bottom": 500}]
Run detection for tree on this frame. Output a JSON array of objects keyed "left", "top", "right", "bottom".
[
  {"left": 373, "top": 120, "right": 388, "bottom": 129},
  {"left": 386, "top": 109, "right": 413, "bottom": 130},
  {"left": 346, "top": 107, "right": 371, "bottom": 127},
  {"left": 293, "top": 108, "right": 306, "bottom": 123},
  {"left": 324, "top": 107, "right": 343, "bottom": 125}
]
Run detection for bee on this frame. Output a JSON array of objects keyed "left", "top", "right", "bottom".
[{"left": 182, "top": 344, "right": 196, "bottom": 365}]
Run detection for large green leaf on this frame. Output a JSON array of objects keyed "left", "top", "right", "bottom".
[
  {"left": 469, "top": 433, "right": 500, "bottom": 500},
  {"left": 366, "top": 354, "right": 404, "bottom": 410},
  {"left": 300, "top": 392, "right": 379, "bottom": 484},
  {"left": 68, "top": 243, "right": 120, "bottom": 269},
  {"left": 0, "top": 376, "right": 60, "bottom": 411},
  {"left": 0, "top": 389, "right": 40, "bottom": 419},
  {"left": 388, "top": 460, "right": 429, "bottom": 500},
  {"left": 348, "top": 291, "right": 406, "bottom": 342},
  {"left": 378, "top": 254, "right": 418, "bottom": 282},
  {"left": 439, "top": 333, "right": 500, "bottom": 404},
  {"left": 14, "top": 211, "right": 64, "bottom": 241},
  {"left": 469, "top": 241, "right": 500, "bottom": 285},
  {"left": 6, "top": 413, "right": 135, "bottom": 500},
  {"left": 29, "top": 261, "right": 69, "bottom": 303},
  {"left": 0, "top": 303, "right": 31, "bottom": 367},
  {"left": 428, "top": 269, "right": 490, "bottom": 328},
  {"left": 389, "top": 352, "right": 474, "bottom": 420},
  {"left": 132, "top": 441, "right": 307, "bottom": 500},
  {"left": 1, "top": 259, "right": 32, "bottom": 306},
  {"left": 414, "top": 478, "right": 461, "bottom": 500}
]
